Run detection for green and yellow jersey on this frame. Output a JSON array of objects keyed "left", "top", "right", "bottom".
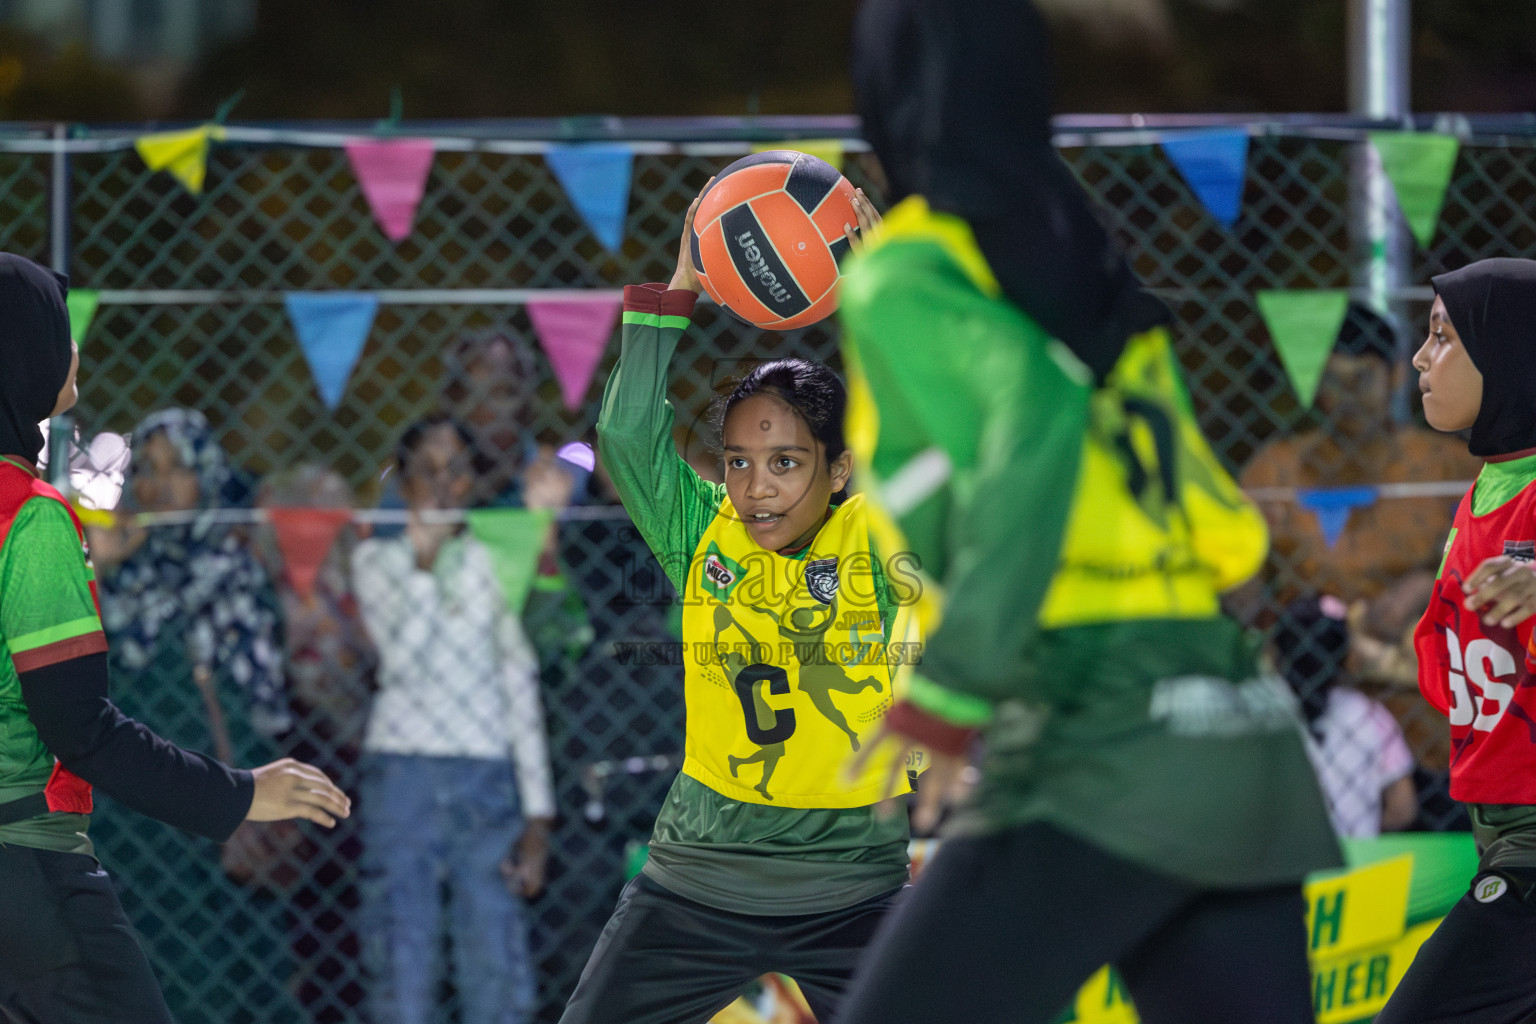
[
  {"left": 839, "top": 197, "right": 1341, "bottom": 887},
  {"left": 595, "top": 285, "right": 911, "bottom": 915}
]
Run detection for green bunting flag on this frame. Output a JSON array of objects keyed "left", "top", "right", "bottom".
[
  {"left": 1369, "top": 132, "right": 1460, "bottom": 248},
  {"left": 66, "top": 289, "right": 99, "bottom": 342},
  {"left": 1256, "top": 289, "right": 1351, "bottom": 409},
  {"left": 466, "top": 507, "right": 555, "bottom": 615}
]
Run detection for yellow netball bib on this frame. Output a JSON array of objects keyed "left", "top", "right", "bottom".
[{"left": 680, "top": 493, "right": 913, "bottom": 807}]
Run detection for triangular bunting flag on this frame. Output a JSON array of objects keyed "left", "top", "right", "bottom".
[
  {"left": 467, "top": 507, "right": 555, "bottom": 615},
  {"left": 1256, "top": 290, "right": 1351, "bottom": 409},
  {"left": 284, "top": 292, "right": 380, "bottom": 409},
  {"left": 266, "top": 507, "right": 351, "bottom": 602},
  {"left": 753, "top": 139, "right": 846, "bottom": 170},
  {"left": 66, "top": 289, "right": 99, "bottom": 342},
  {"left": 135, "top": 125, "right": 227, "bottom": 195},
  {"left": 345, "top": 138, "right": 436, "bottom": 242},
  {"left": 1297, "top": 487, "right": 1378, "bottom": 548},
  {"left": 527, "top": 297, "right": 623, "bottom": 410},
  {"left": 545, "top": 143, "right": 634, "bottom": 252},
  {"left": 1369, "top": 132, "right": 1460, "bottom": 248},
  {"left": 1161, "top": 129, "right": 1249, "bottom": 228}
]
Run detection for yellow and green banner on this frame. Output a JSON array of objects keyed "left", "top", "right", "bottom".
[
  {"left": 677, "top": 833, "right": 1481, "bottom": 1024},
  {"left": 1058, "top": 833, "right": 1479, "bottom": 1024}
]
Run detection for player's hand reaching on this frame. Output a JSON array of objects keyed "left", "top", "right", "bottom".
[
  {"left": 849, "top": 723, "right": 975, "bottom": 836},
  {"left": 247, "top": 758, "right": 351, "bottom": 828},
  {"left": 843, "top": 187, "right": 882, "bottom": 258},
  {"left": 669, "top": 178, "right": 714, "bottom": 295},
  {"left": 1464, "top": 555, "right": 1536, "bottom": 629}
]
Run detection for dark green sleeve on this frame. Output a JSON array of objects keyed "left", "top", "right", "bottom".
[
  {"left": 595, "top": 285, "right": 727, "bottom": 593},
  {"left": 840, "top": 242, "right": 1093, "bottom": 709}
]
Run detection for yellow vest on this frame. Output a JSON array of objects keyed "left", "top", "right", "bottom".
[
  {"left": 846, "top": 196, "right": 1266, "bottom": 633},
  {"left": 1037, "top": 326, "right": 1266, "bottom": 626},
  {"left": 679, "top": 493, "right": 914, "bottom": 808}
]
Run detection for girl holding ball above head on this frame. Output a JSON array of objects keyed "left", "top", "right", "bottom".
[
  {"left": 560, "top": 184, "right": 912, "bottom": 1024},
  {"left": 1375, "top": 259, "right": 1536, "bottom": 1024}
]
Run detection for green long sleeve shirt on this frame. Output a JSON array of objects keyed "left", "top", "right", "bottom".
[{"left": 594, "top": 284, "right": 908, "bottom": 915}]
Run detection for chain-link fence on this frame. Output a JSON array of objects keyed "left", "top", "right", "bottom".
[{"left": 10, "top": 115, "right": 1536, "bottom": 1022}]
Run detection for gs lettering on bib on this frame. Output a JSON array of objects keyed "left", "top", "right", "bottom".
[
  {"left": 680, "top": 493, "right": 914, "bottom": 808},
  {"left": 1414, "top": 479, "right": 1536, "bottom": 804}
]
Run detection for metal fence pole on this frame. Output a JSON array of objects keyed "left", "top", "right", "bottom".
[
  {"left": 47, "top": 121, "right": 72, "bottom": 489},
  {"left": 1348, "top": 0, "right": 1414, "bottom": 417}
]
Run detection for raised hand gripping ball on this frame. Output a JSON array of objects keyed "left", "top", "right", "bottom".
[{"left": 690, "top": 150, "right": 860, "bottom": 331}]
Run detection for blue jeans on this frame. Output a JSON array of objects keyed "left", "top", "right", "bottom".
[{"left": 360, "top": 753, "right": 536, "bottom": 1024}]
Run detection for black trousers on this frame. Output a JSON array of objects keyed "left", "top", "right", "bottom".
[
  {"left": 837, "top": 823, "right": 1315, "bottom": 1024},
  {"left": 558, "top": 872, "right": 900, "bottom": 1024},
  {"left": 0, "top": 844, "right": 174, "bottom": 1024},
  {"left": 1376, "top": 866, "right": 1536, "bottom": 1024}
]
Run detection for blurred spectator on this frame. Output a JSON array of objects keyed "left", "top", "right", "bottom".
[
  {"left": 1273, "top": 594, "right": 1417, "bottom": 839},
  {"left": 86, "top": 407, "right": 300, "bottom": 1024},
  {"left": 1237, "top": 304, "right": 1481, "bottom": 783},
  {"left": 1239, "top": 304, "right": 1480, "bottom": 626},
  {"left": 254, "top": 464, "right": 378, "bottom": 1023},
  {"left": 255, "top": 465, "right": 376, "bottom": 757},
  {"left": 441, "top": 326, "right": 590, "bottom": 507},
  {"left": 353, "top": 415, "right": 556, "bottom": 1024},
  {"left": 441, "top": 325, "right": 595, "bottom": 667}
]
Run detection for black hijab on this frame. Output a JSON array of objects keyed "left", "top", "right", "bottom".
[
  {"left": 852, "top": 0, "right": 1168, "bottom": 381},
  {"left": 0, "top": 253, "right": 72, "bottom": 465},
  {"left": 1431, "top": 258, "right": 1536, "bottom": 458}
]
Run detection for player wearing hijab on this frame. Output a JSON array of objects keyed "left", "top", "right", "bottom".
[
  {"left": 1377, "top": 258, "right": 1536, "bottom": 1023},
  {"left": 0, "top": 253, "right": 351, "bottom": 1023},
  {"left": 832, "top": 3, "right": 1341, "bottom": 1022}
]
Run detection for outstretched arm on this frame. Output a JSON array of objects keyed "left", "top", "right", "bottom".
[
  {"left": 596, "top": 190, "right": 727, "bottom": 592},
  {"left": 9, "top": 499, "right": 347, "bottom": 841}
]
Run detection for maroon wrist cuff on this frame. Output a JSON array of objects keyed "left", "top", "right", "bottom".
[
  {"left": 885, "top": 701, "right": 978, "bottom": 757},
  {"left": 623, "top": 283, "right": 699, "bottom": 318}
]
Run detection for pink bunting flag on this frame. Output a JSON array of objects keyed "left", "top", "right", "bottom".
[
  {"left": 266, "top": 507, "right": 352, "bottom": 602},
  {"left": 526, "top": 298, "right": 623, "bottom": 410},
  {"left": 345, "top": 138, "right": 436, "bottom": 242}
]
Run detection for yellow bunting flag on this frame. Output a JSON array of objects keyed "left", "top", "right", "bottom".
[
  {"left": 752, "top": 138, "right": 845, "bottom": 170},
  {"left": 1063, "top": 965, "right": 1139, "bottom": 1024},
  {"left": 134, "top": 125, "right": 228, "bottom": 195}
]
